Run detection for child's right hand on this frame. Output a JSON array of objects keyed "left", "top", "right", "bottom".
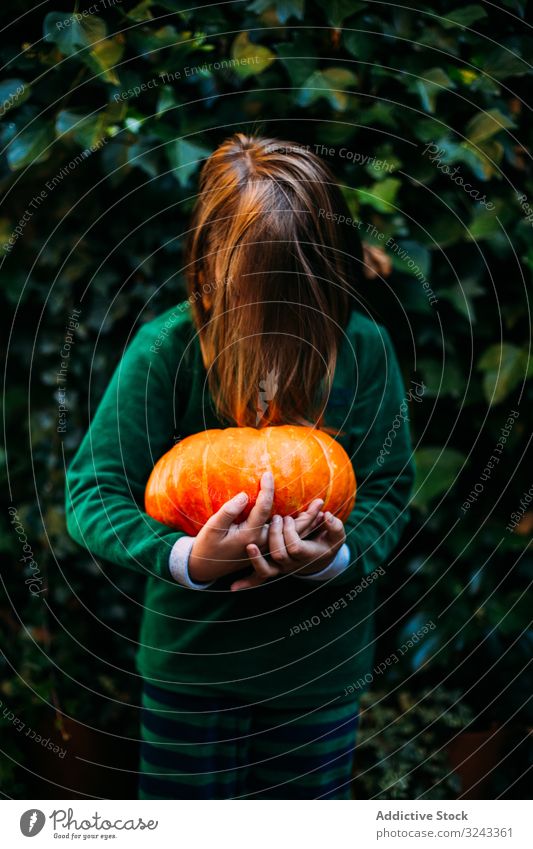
[{"left": 188, "top": 471, "right": 323, "bottom": 583}]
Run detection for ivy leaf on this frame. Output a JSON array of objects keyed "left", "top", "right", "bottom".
[
  {"left": 0, "top": 78, "right": 30, "bottom": 116},
  {"left": 247, "top": 0, "right": 304, "bottom": 23},
  {"left": 343, "top": 30, "right": 375, "bottom": 62},
  {"left": 275, "top": 34, "right": 316, "bottom": 87},
  {"left": 168, "top": 138, "right": 210, "bottom": 186},
  {"left": 43, "top": 12, "right": 107, "bottom": 54},
  {"left": 43, "top": 12, "right": 123, "bottom": 84},
  {"left": 127, "top": 139, "right": 159, "bottom": 178},
  {"left": 156, "top": 86, "right": 179, "bottom": 118},
  {"left": 481, "top": 49, "right": 528, "bottom": 80},
  {"left": 356, "top": 177, "right": 401, "bottom": 213},
  {"left": 477, "top": 343, "right": 529, "bottom": 405},
  {"left": 466, "top": 108, "right": 515, "bottom": 145},
  {"left": 412, "top": 67, "right": 455, "bottom": 114},
  {"left": 440, "top": 276, "right": 485, "bottom": 321},
  {"left": 467, "top": 205, "right": 502, "bottom": 243},
  {"left": 440, "top": 5, "right": 487, "bottom": 28},
  {"left": 55, "top": 109, "right": 111, "bottom": 148},
  {"left": 412, "top": 447, "right": 466, "bottom": 511},
  {"left": 315, "top": 0, "right": 365, "bottom": 27},
  {"left": 126, "top": 0, "right": 154, "bottom": 21},
  {"left": 6, "top": 123, "right": 54, "bottom": 170},
  {"left": 83, "top": 37, "right": 124, "bottom": 85},
  {"left": 231, "top": 32, "right": 276, "bottom": 77},
  {"left": 417, "top": 357, "right": 466, "bottom": 399},
  {"left": 129, "top": 25, "right": 183, "bottom": 56},
  {"left": 297, "top": 68, "right": 357, "bottom": 111}
]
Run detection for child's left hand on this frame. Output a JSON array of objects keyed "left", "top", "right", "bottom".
[{"left": 230, "top": 511, "right": 346, "bottom": 591}]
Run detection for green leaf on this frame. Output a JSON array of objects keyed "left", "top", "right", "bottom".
[
  {"left": 440, "top": 5, "right": 487, "bottom": 28},
  {"left": 477, "top": 343, "right": 529, "bottom": 405},
  {"left": 440, "top": 276, "right": 485, "bottom": 321},
  {"left": 343, "top": 30, "right": 375, "bottom": 62},
  {"left": 247, "top": 0, "right": 304, "bottom": 23},
  {"left": 417, "top": 357, "right": 466, "bottom": 398},
  {"left": 231, "top": 32, "right": 276, "bottom": 77},
  {"left": 43, "top": 12, "right": 107, "bottom": 54},
  {"left": 55, "top": 110, "right": 110, "bottom": 148},
  {"left": 83, "top": 37, "right": 124, "bottom": 85},
  {"left": 413, "top": 67, "right": 455, "bottom": 114},
  {"left": 43, "top": 12, "right": 123, "bottom": 84},
  {"left": 156, "top": 85, "right": 178, "bottom": 118},
  {"left": 126, "top": 0, "right": 154, "bottom": 21},
  {"left": 168, "top": 138, "right": 209, "bottom": 186},
  {"left": 389, "top": 240, "right": 431, "bottom": 277},
  {"left": 467, "top": 205, "right": 501, "bottom": 242},
  {"left": 413, "top": 448, "right": 466, "bottom": 511},
  {"left": 357, "top": 102, "right": 398, "bottom": 130},
  {"left": 275, "top": 34, "right": 317, "bottom": 87},
  {"left": 461, "top": 138, "right": 504, "bottom": 180},
  {"left": 466, "top": 108, "right": 515, "bottom": 145},
  {"left": 0, "top": 79, "right": 30, "bottom": 117},
  {"left": 297, "top": 68, "right": 357, "bottom": 111},
  {"left": 129, "top": 25, "right": 182, "bottom": 56},
  {"left": 6, "top": 124, "right": 54, "bottom": 170},
  {"left": 316, "top": 0, "right": 365, "bottom": 27},
  {"left": 356, "top": 177, "right": 401, "bottom": 213},
  {"left": 127, "top": 140, "right": 159, "bottom": 178},
  {"left": 481, "top": 49, "right": 528, "bottom": 80}
]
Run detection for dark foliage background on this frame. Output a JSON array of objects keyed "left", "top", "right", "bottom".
[{"left": 1, "top": 0, "right": 531, "bottom": 799}]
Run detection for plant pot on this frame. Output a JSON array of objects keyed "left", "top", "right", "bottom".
[{"left": 446, "top": 723, "right": 510, "bottom": 799}]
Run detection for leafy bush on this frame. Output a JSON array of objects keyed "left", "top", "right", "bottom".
[{"left": 1, "top": 0, "right": 531, "bottom": 797}]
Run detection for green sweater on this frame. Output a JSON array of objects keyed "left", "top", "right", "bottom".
[{"left": 65, "top": 302, "right": 414, "bottom": 707}]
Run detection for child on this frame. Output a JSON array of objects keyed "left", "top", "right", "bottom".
[{"left": 65, "top": 133, "right": 414, "bottom": 799}]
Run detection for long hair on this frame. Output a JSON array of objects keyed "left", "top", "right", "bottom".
[{"left": 185, "top": 133, "right": 364, "bottom": 427}]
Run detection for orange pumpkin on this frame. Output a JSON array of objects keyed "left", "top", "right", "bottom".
[{"left": 145, "top": 426, "right": 356, "bottom": 535}]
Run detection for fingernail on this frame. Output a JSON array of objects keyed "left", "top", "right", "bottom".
[
  {"left": 272, "top": 514, "right": 281, "bottom": 525},
  {"left": 262, "top": 471, "right": 274, "bottom": 485},
  {"left": 327, "top": 512, "right": 335, "bottom": 523},
  {"left": 235, "top": 491, "right": 248, "bottom": 504}
]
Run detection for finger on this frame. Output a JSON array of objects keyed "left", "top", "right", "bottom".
[
  {"left": 205, "top": 491, "right": 249, "bottom": 533},
  {"left": 256, "top": 523, "right": 270, "bottom": 551},
  {"left": 230, "top": 544, "right": 281, "bottom": 590},
  {"left": 319, "top": 512, "right": 346, "bottom": 546},
  {"left": 293, "top": 499, "right": 324, "bottom": 535},
  {"left": 303, "top": 510, "right": 325, "bottom": 537},
  {"left": 230, "top": 572, "right": 264, "bottom": 593},
  {"left": 247, "top": 543, "right": 280, "bottom": 579},
  {"left": 244, "top": 471, "right": 274, "bottom": 532},
  {"left": 269, "top": 514, "right": 293, "bottom": 567},
  {"left": 231, "top": 572, "right": 265, "bottom": 591},
  {"left": 282, "top": 515, "right": 308, "bottom": 561}
]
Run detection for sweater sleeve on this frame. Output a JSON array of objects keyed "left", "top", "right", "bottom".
[
  {"left": 326, "top": 325, "right": 416, "bottom": 588},
  {"left": 65, "top": 323, "right": 186, "bottom": 579}
]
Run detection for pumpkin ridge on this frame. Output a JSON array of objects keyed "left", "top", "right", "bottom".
[
  {"left": 311, "top": 430, "right": 334, "bottom": 509},
  {"left": 200, "top": 437, "right": 213, "bottom": 519}
]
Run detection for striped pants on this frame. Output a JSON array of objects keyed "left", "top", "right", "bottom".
[{"left": 139, "top": 683, "right": 359, "bottom": 800}]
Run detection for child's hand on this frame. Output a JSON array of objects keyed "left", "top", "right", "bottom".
[
  {"left": 230, "top": 512, "right": 346, "bottom": 591},
  {"left": 188, "top": 473, "right": 323, "bottom": 583}
]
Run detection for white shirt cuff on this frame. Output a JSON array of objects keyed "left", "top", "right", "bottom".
[
  {"left": 169, "top": 536, "right": 215, "bottom": 590},
  {"left": 292, "top": 543, "right": 351, "bottom": 581}
]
